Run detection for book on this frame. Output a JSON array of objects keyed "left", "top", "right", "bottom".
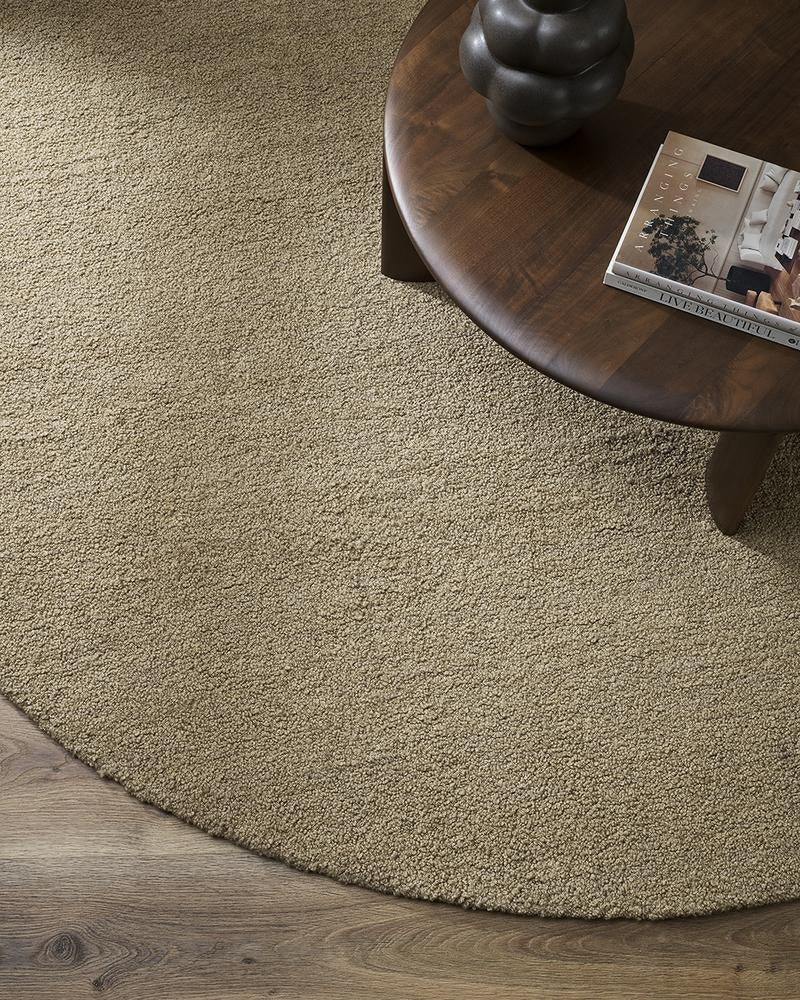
[
  {"left": 603, "top": 271, "right": 800, "bottom": 352},
  {"left": 605, "top": 131, "right": 800, "bottom": 351}
]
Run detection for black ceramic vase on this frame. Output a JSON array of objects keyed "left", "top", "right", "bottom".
[{"left": 459, "top": 0, "right": 634, "bottom": 147}]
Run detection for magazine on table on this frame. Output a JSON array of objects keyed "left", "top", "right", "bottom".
[{"left": 606, "top": 131, "right": 800, "bottom": 352}]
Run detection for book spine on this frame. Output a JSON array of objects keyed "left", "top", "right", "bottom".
[
  {"left": 611, "top": 260, "right": 800, "bottom": 337},
  {"left": 603, "top": 270, "right": 800, "bottom": 352}
]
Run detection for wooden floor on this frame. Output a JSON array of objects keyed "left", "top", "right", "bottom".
[{"left": 2, "top": 698, "right": 799, "bottom": 1000}]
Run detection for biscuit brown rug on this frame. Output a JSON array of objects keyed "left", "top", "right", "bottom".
[{"left": 1, "top": 0, "right": 799, "bottom": 921}]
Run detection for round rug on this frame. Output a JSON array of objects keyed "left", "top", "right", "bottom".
[{"left": 1, "top": 0, "right": 800, "bottom": 921}]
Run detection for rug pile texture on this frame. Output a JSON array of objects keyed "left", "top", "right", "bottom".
[{"left": 1, "top": 0, "right": 799, "bottom": 919}]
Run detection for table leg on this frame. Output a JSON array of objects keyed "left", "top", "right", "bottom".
[
  {"left": 381, "top": 155, "right": 432, "bottom": 282},
  {"left": 705, "top": 430, "right": 783, "bottom": 535}
]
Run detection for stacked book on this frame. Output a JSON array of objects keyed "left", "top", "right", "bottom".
[{"left": 606, "top": 131, "right": 800, "bottom": 352}]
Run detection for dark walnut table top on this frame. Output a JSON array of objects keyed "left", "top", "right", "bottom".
[{"left": 384, "top": 0, "right": 800, "bottom": 433}]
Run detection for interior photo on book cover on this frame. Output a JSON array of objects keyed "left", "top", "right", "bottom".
[{"left": 611, "top": 132, "right": 800, "bottom": 332}]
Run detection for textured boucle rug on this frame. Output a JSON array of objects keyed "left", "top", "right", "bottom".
[{"left": 1, "top": 0, "right": 799, "bottom": 921}]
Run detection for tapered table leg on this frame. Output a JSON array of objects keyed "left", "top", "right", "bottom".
[
  {"left": 705, "top": 430, "right": 782, "bottom": 535},
  {"left": 381, "top": 155, "right": 432, "bottom": 282}
]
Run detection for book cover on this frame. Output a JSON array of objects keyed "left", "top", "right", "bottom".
[{"left": 606, "top": 131, "right": 800, "bottom": 348}]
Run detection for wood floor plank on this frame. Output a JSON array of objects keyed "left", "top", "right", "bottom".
[{"left": 1, "top": 697, "right": 798, "bottom": 999}]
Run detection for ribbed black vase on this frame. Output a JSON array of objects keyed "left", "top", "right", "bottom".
[{"left": 459, "top": 0, "right": 634, "bottom": 147}]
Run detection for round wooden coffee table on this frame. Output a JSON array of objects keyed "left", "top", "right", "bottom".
[{"left": 382, "top": 0, "right": 800, "bottom": 534}]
